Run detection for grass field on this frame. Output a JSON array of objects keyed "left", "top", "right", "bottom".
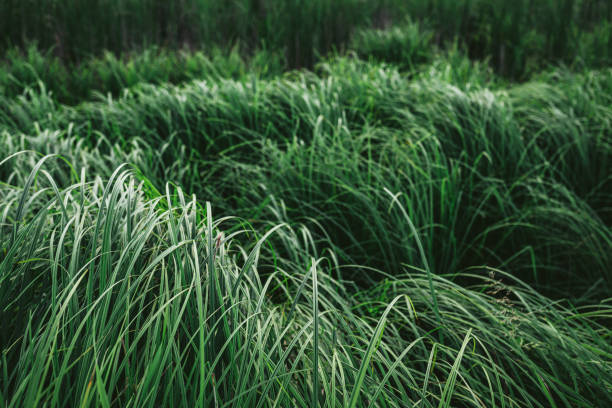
[{"left": 1, "top": 2, "right": 611, "bottom": 407}]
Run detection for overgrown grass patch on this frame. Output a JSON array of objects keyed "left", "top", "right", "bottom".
[{"left": 1, "top": 13, "right": 611, "bottom": 406}]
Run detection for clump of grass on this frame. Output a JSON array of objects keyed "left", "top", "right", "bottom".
[
  {"left": 508, "top": 68, "right": 612, "bottom": 223},
  {"left": 350, "top": 18, "right": 434, "bottom": 70},
  {"left": 418, "top": 43, "right": 499, "bottom": 90},
  {"left": 0, "top": 155, "right": 611, "bottom": 407},
  {"left": 1, "top": 56, "right": 609, "bottom": 296},
  {"left": 0, "top": 44, "right": 285, "bottom": 105}
]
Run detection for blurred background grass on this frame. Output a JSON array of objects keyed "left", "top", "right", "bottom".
[{"left": 1, "top": 0, "right": 610, "bottom": 77}]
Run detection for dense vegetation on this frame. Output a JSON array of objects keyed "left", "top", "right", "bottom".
[
  {"left": 2, "top": 0, "right": 611, "bottom": 76},
  {"left": 1, "top": 2, "right": 611, "bottom": 407}
]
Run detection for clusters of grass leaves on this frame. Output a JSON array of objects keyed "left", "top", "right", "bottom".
[
  {"left": 350, "top": 18, "right": 434, "bottom": 70},
  {"left": 0, "top": 45, "right": 285, "bottom": 105},
  {"left": 1, "top": 150, "right": 611, "bottom": 407},
  {"left": 1, "top": 55, "right": 610, "bottom": 293},
  {"left": 1, "top": 18, "right": 612, "bottom": 408}
]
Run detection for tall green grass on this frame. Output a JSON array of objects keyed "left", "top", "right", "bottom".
[
  {"left": 1, "top": 56, "right": 610, "bottom": 296},
  {"left": 0, "top": 45, "right": 285, "bottom": 105},
  {"left": 0, "top": 18, "right": 611, "bottom": 406},
  {"left": 0, "top": 153, "right": 610, "bottom": 407},
  {"left": 350, "top": 18, "right": 434, "bottom": 70}
]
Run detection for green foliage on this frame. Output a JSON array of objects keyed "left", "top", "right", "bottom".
[
  {"left": 1, "top": 0, "right": 609, "bottom": 75},
  {"left": 0, "top": 0, "right": 386, "bottom": 69},
  {"left": 0, "top": 44, "right": 285, "bottom": 105},
  {"left": 0, "top": 153, "right": 610, "bottom": 407},
  {"left": 1, "top": 56, "right": 609, "bottom": 295},
  {"left": 398, "top": 0, "right": 612, "bottom": 78},
  {"left": 350, "top": 18, "right": 434, "bottom": 70},
  {"left": 0, "top": 4, "right": 611, "bottom": 405},
  {"left": 575, "top": 20, "right": 612, "bottom": 70}
]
